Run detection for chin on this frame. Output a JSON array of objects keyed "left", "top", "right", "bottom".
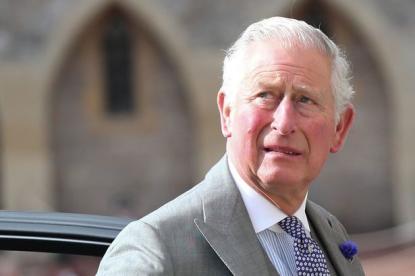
[{"left": 259, "top": 164, "right": 291, "bottom": 179}]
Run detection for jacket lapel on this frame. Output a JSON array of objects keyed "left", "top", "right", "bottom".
[
  {"left": 306, "top": 201, "right": 364, "bottom": 276},
  {"left": 194, "top": 157, "right": 278, "bottom": 276}
]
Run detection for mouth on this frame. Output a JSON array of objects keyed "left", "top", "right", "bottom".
[{"left": 264, "top": 146, "right": 302, "bottom": 156}]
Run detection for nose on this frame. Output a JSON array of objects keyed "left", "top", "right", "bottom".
[{"left": 271, "top": 98, "right": 297, "bottom": 135}]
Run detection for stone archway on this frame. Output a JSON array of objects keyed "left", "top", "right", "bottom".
[{"left": 51, "top": 3, "right": 196, "bottom": 217}]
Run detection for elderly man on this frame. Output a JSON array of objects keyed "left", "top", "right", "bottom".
[{"left": 97, "top": 17, "right": 365, "bottom": 275}]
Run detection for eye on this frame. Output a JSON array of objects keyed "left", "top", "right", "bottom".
[
  {"left": 296, "top": 94, "right": 321, "bottom": 115},
  {"left": 257, "top": 91, "right": 273, "bottom": 99},
  {"left": 298, "top": 95, "right": 314, "bottom": 104},
  {"left": 252, "top": 91, "right": 277, "bottom": 109}
]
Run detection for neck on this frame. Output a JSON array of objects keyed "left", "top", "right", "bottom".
[{"left": 226, "top": 152, "right": 308, "bottom": 215}]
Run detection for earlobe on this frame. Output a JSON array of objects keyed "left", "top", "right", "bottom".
[
  {"left": 217, "top": 90, "right": 232, "bottom": 137},
  {"left": 330, "top": 104, "right": 355, "bottom": 153}
]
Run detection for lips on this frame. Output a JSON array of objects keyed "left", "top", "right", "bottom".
[{"left": 264, "top": 145, "right": 302, "bottom": 156}]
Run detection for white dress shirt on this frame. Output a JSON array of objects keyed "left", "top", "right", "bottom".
[
  {"left": 228, "top": 159, "right": 310, "bottom": 275},
  {"left": 228, "top": 159, "right": 310, "bottom": 234}
]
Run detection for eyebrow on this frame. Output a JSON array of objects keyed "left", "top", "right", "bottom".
[
  {"left": 250, "top": 72, "right": 326, "bottom": 100},
  {"left": 254, "top": 76, "right": 285, "bottom": 91},
  {"left": 292, "top": 83, "right": 322, "bottom": 97},
  {"left": 255, "top": 79, "right": 322, "bottom": 97}
]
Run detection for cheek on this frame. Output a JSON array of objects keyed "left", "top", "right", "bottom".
[
  {"left": 307, "top": 121, "right": 336, "bottom": 156},
  {"left": 236, "top": 109, "right": 269, "bottom": 138}
]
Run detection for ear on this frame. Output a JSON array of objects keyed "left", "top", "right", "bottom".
[
  {"left": 217, "top": 90, "right": 232, "bottom": 137},
  {"left": 330, "top": 104, "right": 355, "bottom": 153}
]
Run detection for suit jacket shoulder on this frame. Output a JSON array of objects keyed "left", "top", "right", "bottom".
[
  {"left": 97, "top": 157, "right": 276, "bottom": 275},
  {"left": 96, "top": 168, "right": 224, "bottom": 275}
]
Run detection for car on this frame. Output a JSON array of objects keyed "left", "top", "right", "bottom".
[{"left": 0, "top": 211, "right": 133, "bottom": 275}]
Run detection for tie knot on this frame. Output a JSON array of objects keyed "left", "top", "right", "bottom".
[{"left": 278, "top": 216, "right": 307, "bottom": 239}]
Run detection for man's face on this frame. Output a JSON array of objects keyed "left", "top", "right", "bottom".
[{"left": 218, "top": 40, "right": 354, "bottom": 201}]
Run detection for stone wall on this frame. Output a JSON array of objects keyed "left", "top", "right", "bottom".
[{"left": 0, "top": 0, "right": 414, "bottom": 235}]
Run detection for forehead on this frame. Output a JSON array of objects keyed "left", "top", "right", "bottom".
[{"left": 241, "top": 40, "right": 332, "bottom": 88}]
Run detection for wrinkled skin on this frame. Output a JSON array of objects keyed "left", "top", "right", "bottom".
[{"left": 218, "top": 40, "right": 354, "bottom": 214}]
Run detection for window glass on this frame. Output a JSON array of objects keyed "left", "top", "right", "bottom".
[{"left": 0, "top": 252, "right": 100, "bottom": 276}]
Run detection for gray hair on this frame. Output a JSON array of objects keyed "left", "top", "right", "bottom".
[{"left": 221, "top": 17, "right": 354, "bottom": 121}]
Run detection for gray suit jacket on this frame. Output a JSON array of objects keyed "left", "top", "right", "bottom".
[{"left": 97, "top": 157, "right": 365, "bottom": 275}]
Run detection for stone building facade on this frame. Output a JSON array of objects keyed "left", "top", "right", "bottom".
[{"left": 0, "top": 0, "right": 414, "bottom": 254}]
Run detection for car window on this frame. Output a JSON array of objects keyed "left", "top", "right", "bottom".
[{"left": 0, "top": 251, "right": 100, "bottom": 276}]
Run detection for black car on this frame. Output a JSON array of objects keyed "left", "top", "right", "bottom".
[{"left": 0, "top": 211, "right": 132, "bottom": 275}]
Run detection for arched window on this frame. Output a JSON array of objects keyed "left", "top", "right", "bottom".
[
  {"left": 52, "top": 5, "right": 195, "bottom": 218},
  {"left": 102, "top": 9, "right": 135, "bottom": 114}
]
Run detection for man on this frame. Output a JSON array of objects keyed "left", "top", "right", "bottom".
[{"left": 97, "top": 17, "right": 365, "bottom": 275}]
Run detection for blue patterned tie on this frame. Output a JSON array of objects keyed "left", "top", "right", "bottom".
[{"left": 279, "top": 216, "right": 330, "bottom": 275}]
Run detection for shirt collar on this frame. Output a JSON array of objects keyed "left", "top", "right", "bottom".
[{"left": 228, "top": 158, "right": 310, "bottom": 234}]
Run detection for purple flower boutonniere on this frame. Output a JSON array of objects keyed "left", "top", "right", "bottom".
[{"left": 339, "top": 240, "right": 358, "bottom": 261}]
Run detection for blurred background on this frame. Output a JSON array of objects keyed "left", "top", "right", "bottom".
[{"left": 0, "top": 0, "right": 414, "bottom": 274}]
